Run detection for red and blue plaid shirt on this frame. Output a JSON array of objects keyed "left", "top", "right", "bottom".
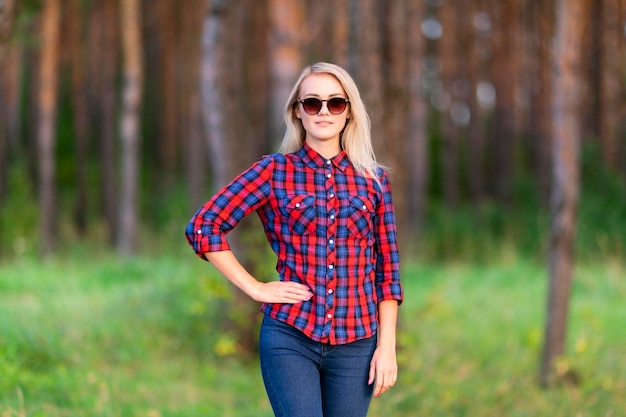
[{"left": 186, "top": 143, "right": 403, "bottom": 345}]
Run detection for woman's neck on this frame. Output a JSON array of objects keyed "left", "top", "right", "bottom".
[{"left": 306, "top": 137, "right": 341, "bottom": 160}]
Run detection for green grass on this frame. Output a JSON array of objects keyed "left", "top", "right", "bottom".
[{"left": 1, "top": 250, "right": 625, "bottom": 416}]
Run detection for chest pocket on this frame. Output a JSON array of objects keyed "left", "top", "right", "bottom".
[
  {"left": 285, "top": 194, "right": 317, "bottom": 235},
  {"left": 346, "top": 195, "right": 375, "bottom": 238}
]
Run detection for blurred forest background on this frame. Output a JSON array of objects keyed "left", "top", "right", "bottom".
[
  {"left": 0, "top": 0, "right": 625, "bottom": 416},
  {"left": 0, "top": 0, "right": 624, "bottom": 259}
]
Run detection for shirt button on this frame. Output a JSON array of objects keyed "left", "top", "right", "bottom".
[
  {"left": 330, "top": 214, "right": 335, "bottom": 220},
  {"left": 328, "top": 289, "right": 334, "bottom": 294},
  {"left": 329, "top": 193, "right": 335, "bottom": 198},
  {"left": 327, "top": 313, "right": 333, "bottom": 319},
  {"left": 328, "top": 264, "right": 334, "bottom": 270},
  {"left": 326, "top": 160, "right": 331, "bottom": 165},
  {"left": 196, "top": 229, "right": 202, "bottom": 235},
  {"left": 295, "top": 203, "right": 301, "bottom": 208},
  {"left": 329, "top": 239, "right": 334, "bottom": 245},
  {"left": 326, "top": 173, "right": 332, "bottom": 179},
  {"left": 362, "top": 205, "right": 367, "bottom": 211}
]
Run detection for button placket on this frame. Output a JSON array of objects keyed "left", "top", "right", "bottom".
[{"left": 324, "top": 159, "right": 337, "bottom": 326}]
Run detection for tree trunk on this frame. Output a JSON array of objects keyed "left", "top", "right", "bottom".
[
  {"left": 201, "top": 0, "right": 229, "bottom": 190},
  {"left": 231, "top": 0, "right": 269, "bottom": 355},
  {"left": 348, "top": 0, "right": 384, "bottom": 159},
  {"left": 332, "top": 0, "right": 350, "bottom": 68},
  {"left": 181, "top": 0, "right": 206, "bottom": 210},
  {"left": 243, "top": 0, "right": 270, "bottom": 154},
  {"left": 467, "top": 0, "right": 489, "bottom": 203},
  {"left": 489, "top": 0, "right": 520, "bottom": 201},
  {"left": 0, "top": 0, "right": 16, "bottom": 69},
  {"left": 528, "top": 0, "right": 555, "bottom": 203},
  {"left": 156, "top": 0, "right": 178, "bottom": 185},
  {"left": 117, "top": 0, "right": 143, "bottom": 255},
  {"left": 382, "top": 0, "right": 409, "bottom": 240},
  {"left": 92, "top": 0, "right": 120, "bottom": 246},
  {"left": 540, "top": 0, "right": 585, "bottom": 388},
  {"left": 0, "top": 0, "right": 18, "bottom": 201},
  {"left": 406, "top": 0, "right": 428, "bottom": 245},
  {"left": 438, "top": 0, "right": 460, "bottom": 206},
  {"left": 304, "top": 2, "right": 332, "bottom": 63},
  {"left": 598, "top": 0, "right": 625, "bottom": 171},
  {"left": 37, "top": 0, "right": 62, "bottom": 257},
  {"left": 268, "top": 0, "right": 304, "bottom": 143},
  {"left": 0, "top": 0, "right": 16, "bottom": 62},
  {"left": 68, "top": 0, "right": 89, "bottom": 235},
  {"left": 200, "top": 0, "right": 260, "bottom": 356}
]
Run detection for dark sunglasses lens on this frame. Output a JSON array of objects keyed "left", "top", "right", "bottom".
[
  {"left": 327, "top": 98, "right": 347, "bottom": 114},
  {"left": 302, "top": 98, "right": 322, "bottom": 114}
]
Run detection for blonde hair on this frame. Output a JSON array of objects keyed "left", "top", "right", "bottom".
[{"left": 278, "top": 62, "right": 381, "bottom": 181}]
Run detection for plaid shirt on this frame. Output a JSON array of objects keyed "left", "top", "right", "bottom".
[{"left": 185, "top": 143, "right": 403, "bottom": 345}]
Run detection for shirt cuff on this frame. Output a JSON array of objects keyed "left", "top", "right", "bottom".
[
  {"left": 376, "top": 282, "right": 404, "bottom": 305},
  {"left": 191, "top": 230, "right": 231, "bottom": 259}
]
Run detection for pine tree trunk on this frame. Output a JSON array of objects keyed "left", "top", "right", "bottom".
[
  {"left": 332, "top": 0, "right": 350, "bottom": 68},
  {"left": 0, "top": 0, "right": 16, "bottom": 62},
  {"left": 382, "top": 0, "right": 409, "bottom": 240},
  {"left": 0, "top": 0, "right": 18, "bottom": 200},
  {"left": 181, "top": 0, "right": 206, "bottom": 210},
  {"left": 349, "top": 0, "right": 384, "bottom": 159},
  {"left": 598, "top": 0, "right": 625, "bottom": 171},
  {"left": 156, "top": 0, "right": 178, "bottom": 185},
  {"left": 68, "top": 0, "right": 89, "bottom": 235},
  {"left": 201, "top": 0, "right": 229, "bottom": 189},
  {"left": 200, "top": 0, "right": 258, "bottom": 355},
  {"left": 540, "top": 0, "right": 585, "bottom": 388},
  {"left": 406, "top": 0, "right": 428, "bottom": 244},
  {"left": 438, "top": 1, "right": 459, "bottom": 206},
  {"left": 467, "top": 0, "right": 488, "bottom": 203},
  {"left": 92, "top": 0, "right": 120, "bottom": 246},
  {"left": 489, "top": 0, "right": 520, "bottom": 201},
  {"left": 530, "top": 0, "right": 555, "bottom": 203},
  {"left": 268, "top": 0, "right": 304, "bottom": 143},
  {"left": 243, "top": 0, "right": 270, "bottom": 153},
  {"left": 37, "top": 0, "right": 62, "bottom": 257},
  {"left": 117, "top": 0, "right": 143, "bottom": 255}
]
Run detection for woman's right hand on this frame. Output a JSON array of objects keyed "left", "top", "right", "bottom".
[{"left": 249, "top": 280, "right": 313, "bottom": 304}]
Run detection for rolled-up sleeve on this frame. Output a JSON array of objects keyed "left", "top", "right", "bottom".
[
  {"left": 185, "top": 156, "right": 273, "bottom": 260},
  {"left": 374, "top": 170, "right": 404, "bottom": 304}
]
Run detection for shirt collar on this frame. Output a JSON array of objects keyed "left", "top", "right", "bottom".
[{"left": 299, "top": 141, "right": 350, "bottom": 172}]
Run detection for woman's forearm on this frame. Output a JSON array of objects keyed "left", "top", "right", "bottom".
[
  {"left": 377, "top": 299, "right": 399, "bottom": 348},
  {"left": 203, "top": 250, "right": 261, "bottom": 298},
  {"left": 203, "top": 250, "right": 313, "bottom": 304}
]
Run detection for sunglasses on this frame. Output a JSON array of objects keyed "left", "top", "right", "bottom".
[{"left": 297, "top": 97, "right": 350, "bottom": 115}]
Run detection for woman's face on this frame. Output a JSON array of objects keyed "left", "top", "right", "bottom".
[{"left": 295, "top": 73, "right": 350, "bottom": 151}]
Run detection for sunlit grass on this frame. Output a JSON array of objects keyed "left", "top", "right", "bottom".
[
  {"left": 1, "top": 252, "right": 624, "bottom": 416},
  {"left": 370, "top": 260, "right": 626, "bottom": 416}
]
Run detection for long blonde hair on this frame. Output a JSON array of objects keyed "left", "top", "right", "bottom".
[{"left": 278, "top": 62, "right": 381, "bottom": 181}]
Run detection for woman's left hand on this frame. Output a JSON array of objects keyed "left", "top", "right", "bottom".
[{"left": 368, "top": 345, "right": 398, "bottom": 397}]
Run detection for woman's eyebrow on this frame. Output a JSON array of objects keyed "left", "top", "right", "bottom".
[{"left": 301, "top": 92, "right": 346, "bottom": 98}]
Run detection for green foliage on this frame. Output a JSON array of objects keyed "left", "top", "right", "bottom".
[
  {"left": 0, "top": 162, "right": 39, "bottom": 258},
  {"left": 577, "top": 143, "right": 626, "bottom": 260},
  {"left": 418, "top": 143, "right": 626, "bottom": 264},
  {"left": 1, "top": 255, "right": 624, "bottom": 416},
  {"left": 420, "top": 173, "right": 551, "bottom": 264}
]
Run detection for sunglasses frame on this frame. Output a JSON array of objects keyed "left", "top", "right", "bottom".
[{"left": 297, "top": 97, "right": 350, "bottom": 115}]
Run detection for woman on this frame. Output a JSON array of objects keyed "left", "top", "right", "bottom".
[{"left": 185, "top": 62, "right": 403, "bottom": 417}]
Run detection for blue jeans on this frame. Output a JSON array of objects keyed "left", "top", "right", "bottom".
[{"left": 259, "top": 315, "right": 377, "bottom": 417}]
